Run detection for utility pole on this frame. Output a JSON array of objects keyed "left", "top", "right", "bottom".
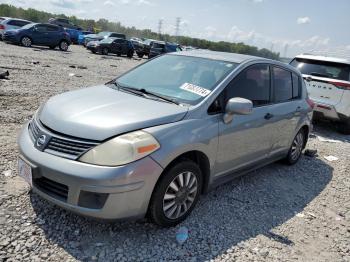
[
  {"left": 175, "top": 17, "right": 181, "bottom": 39},
  {"left": 158, "top": 19, "right": 163, "bottom": 39}
]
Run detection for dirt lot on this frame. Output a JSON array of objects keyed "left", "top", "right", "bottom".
[{"left": 0, "top": 42, "right": 349, "bottom": 262}]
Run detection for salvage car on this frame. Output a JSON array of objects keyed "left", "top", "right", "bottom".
[
  {"left": 48, "top": 17, "right": 82, "bottom": 30},
  {"left": 0, "top": 17, "right": 32, "bottom": 40},
  {"left": 84, "top": 31, "right": 126, "bottom": 46},
  {"left": 18, "top": 50, "right": 313, "bottom": 227},
  {"left": 148, "top": 41, "right": 182, "bottom": 59},
  {"left": 86, "top": 37, "right": 134, "bottom": 57},
  {"left": 3, "top": 23, "right": 71, "bottom": 51},
  {"left": 290, "top": 54, "right": 350, "bottom": 134}
]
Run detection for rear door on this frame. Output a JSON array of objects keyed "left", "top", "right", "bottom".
[
  {"left": 111, "top": 39, "right": 123, "bottom": 54},
  {"left": 46, "top": 25, "right": 61, "bottom": 45},
  {"left": 290, "top": 58, "right": 350, "bottom": 106},
  {"left": 32, "top": 24, "right": 49, "bottom": 45},
  {"left": 268, "top": 66, "right": 302, "bottom": 155}
]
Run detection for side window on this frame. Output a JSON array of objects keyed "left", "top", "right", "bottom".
[
  {"left": 35, "top": 25, "right": 47, "bottom": 32},
  {"left": 273, "top": 67, "right": 293, "bottom": 103},
  {"left": 292, "top": 73, "right": 300, "bottom": 99},
  {"left": 226, "top": 64, "right": 271, "bottom": 107},
  {"left": 47, "top": 25, "right": 58, "bottom": 32},
  {"left": 8, "top": 20, "right": 20, "bottom": 26},
  {"left": 114, "top": 39, "right": 123, "bottom": 44}
]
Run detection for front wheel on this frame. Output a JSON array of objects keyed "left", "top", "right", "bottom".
[
  {"left": 21, "top": 36, "right": 32, "bottom": 47},
  {"left": 337, "top": 118, "right": 350, "bottom": 135},
  {"left": 101, "top": 47, "right": 109, "bottom": 55},
  {"left": 284, "top": 130, "right": 305, "bottom": 165},
  {"left": 127, "top": 50, "right": 134, "bottom": 58},
  {"left": 59, "top": 40, "right": 69, "bottom": 51},
  {"left": 137, "top": 52, "right": 144, "bottom": 58},
  {"left": 148, "top": 161, "right": 202, "bottom": 227}
]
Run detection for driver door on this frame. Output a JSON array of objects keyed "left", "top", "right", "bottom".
[{"left": 215, "top": 64, "right": 276, "bottom": 176}]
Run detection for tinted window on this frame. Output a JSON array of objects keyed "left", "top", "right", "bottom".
[
  {"left": 226, "top": 64, "right": 271, "bottom": 106},
  {"left": 114, "top": 39, "right": 124, "bottom": 44},
  {"left": 273, "top": 67, "right": 293, "bottom": 103},
  {"left": 47, "top": 25, "right": 59, "bottom": 31},
  {"left": 290, "top": 58, "right": 350, "bottom": 81},
  {"left": 292, "top": 73, "right": 300, "bottom": 99},
  {"left": 35, "top": 25, "right": 47, "bottom": 32},
  {"left": 8, "top": 20, "right": 29, "bottom": 27}
]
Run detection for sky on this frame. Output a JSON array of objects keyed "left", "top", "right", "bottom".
[{"left": 2, "top": 0, "right": 350, "bottom": 58}]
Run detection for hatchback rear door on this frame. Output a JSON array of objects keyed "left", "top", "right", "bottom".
[{"left": 290, "top": 58, "right": 350, "bottom": 106}]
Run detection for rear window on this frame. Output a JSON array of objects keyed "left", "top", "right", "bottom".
[
  {"left": 7, "top": 20, "right": 30, "bottom": 27},
  {"left": 290, "top": 58, "right": 350, "bottom": 81}
]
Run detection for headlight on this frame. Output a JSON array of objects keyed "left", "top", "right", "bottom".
[{"left": 78, "top": 131, "right": 160, "bottom": 166}]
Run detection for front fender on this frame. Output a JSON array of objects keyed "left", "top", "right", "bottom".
[{"left": 144, "top": 117, "right": 219, "bottom": 171}]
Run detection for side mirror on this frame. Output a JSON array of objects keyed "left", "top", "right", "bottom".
[{"left": 223, "top": 97, "right": 253, "bottom": 124}]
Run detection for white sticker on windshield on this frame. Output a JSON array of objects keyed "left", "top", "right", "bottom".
[{"left": 180, "top": 83, "right": 211, "bottom": 97}]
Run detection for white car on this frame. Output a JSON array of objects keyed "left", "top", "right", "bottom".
[
  {"left": 0, "top": 18, "right": 32, "bottom": 40},
  {"left": 290, "top": 54, "right": 350, "bottom": 134}
]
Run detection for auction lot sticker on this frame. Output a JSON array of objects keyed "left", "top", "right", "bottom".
[{"left": 180, "top": 83, "right": 211, "bottom": 97}]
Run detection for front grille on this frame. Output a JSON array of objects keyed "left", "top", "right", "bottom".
[
  {"left": 29, "top": 119, "right": 98, "bottom": 160},
  {"left": 34, "top": 176, "right": 68, "bottom": 202},
  {"left": 46, "top": 137, "right": 95, "bottom": 158}
]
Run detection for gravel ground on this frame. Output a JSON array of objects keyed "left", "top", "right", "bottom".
[{"left": 0, "top": 42, "right": 349, "bottom": 262}]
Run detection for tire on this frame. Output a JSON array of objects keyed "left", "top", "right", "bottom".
[
  {"left": 91, "top": 50, "right": 96, "bottom": 54},
  {"left": 337, "top": 119, "right": 350, "bottom": 135},
  {"left": 21, "top": 36, "right": 32, "bottom": 47},
  {"left": 137, "top": 52, "right": 144, "bottom": 58},
  {"left": 116, "top": 52, "right": 121, "bottom": 57},
  {"left": 148, "top": 160, "right": 202, "bottom": 227},
  {"left": 59, "top": 40, "right": 69, "bottom": 51},
  {"left": 127, "top": 50, "right": 134, "bottom": 58},
  {"left": 101, "top": 47, "right": 109, "bottom": 55},
  {"left": 49, "top": 46, "right": 56, "bottom": 49},
  {"left": 284, "top": 129, "right": 305, "bottom": 165}
]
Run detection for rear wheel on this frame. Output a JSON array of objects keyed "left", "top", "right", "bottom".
[
  {"left": 284, "top": 130, "right": 305, "bottom": 165},
  {"left": 59, "top": 40, "right": 69, "bottom": 51},
  {"left": 137, "top": 52, "right": 144, "bottom": 58},
  {"left": 149, "top": 161, "right": 202, "bottom": 227},
  {"left": 21, "top": 36, "right": 32, "bottom": 47}
]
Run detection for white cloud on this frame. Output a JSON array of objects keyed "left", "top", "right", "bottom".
[
  {"left": 103, "top": 0, "right": 116, "bottom": 6},
  {"left": 297, "top": 17, "right": 311, "bottom": 25},
  {"left": 226, "top": 26, "right": 256, "bottom": 42},
  {"left": 346, "top": 45, "right": 350, "bottom": 50},
  {"left": 253, "top": 0, "right": 263, "bottom": 3},
  {"left": 136, "top": 0, "right": 152, "bottom": 5}
]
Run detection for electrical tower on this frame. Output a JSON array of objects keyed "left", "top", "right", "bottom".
[
  {"left": 175, "top": 17, "right": 181, "bottom": 37},
  {"left": 158, "top": 19, "right": 163, "bottom": 36}
]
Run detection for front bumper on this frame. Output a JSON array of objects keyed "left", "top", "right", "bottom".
[
  {"left": 18, "top": 122, "right": 163, "bottom": 220},
  {"left": 86, "top": 45, "right": 99, "bottom": 52}
]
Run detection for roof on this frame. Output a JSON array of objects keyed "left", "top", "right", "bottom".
[
  {"left": 295, "top": 54, "right": 350, "bottom": 65},
  {"left": 173, "top": 49, "right": 271, "bottom": 64}
]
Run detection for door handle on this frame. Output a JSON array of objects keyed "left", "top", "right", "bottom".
[{"left": 264, "top": 113, "right": 274, "bottom": 120}]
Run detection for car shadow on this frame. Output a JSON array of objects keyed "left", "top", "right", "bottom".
[
  {"left": 30, "top": 46, "right": 72, "bottom": 53},
  {"left": 30, "top": 156, "right": 332, "bottom": 261},
  {"left": 312, "top": 120, "right": 350, "bottom": 143}
]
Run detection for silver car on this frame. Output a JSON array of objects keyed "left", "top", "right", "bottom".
[{"left": 18, "top": 50, "right": 313, "bottom": 227}]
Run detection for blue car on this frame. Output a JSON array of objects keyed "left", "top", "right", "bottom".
[
  {"left": 3, "top": 23, "right": 71, "bottom": 51},
  {"left": 77, "top": 30, "right": 93, "bottom": 45}
]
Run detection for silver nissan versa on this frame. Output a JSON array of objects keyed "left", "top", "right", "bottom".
[{"left": 18, "top": 50, "right": 313, "bottom": 227}]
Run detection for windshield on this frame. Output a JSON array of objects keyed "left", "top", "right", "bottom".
[
  {"left": 21, "top": 23, "right": 35, "bottom": 30},
  {"left": 116, "top": 54, "right": 238, "bottom": 105},
  {"left": 97, "top": 32, "right": 110, "bottom": 36},
  {"left": 100, "top": 37, "right": 116, "bottom": 43},
  {"left": 291, "top": 58, "right": 350, "bottom": 81}
]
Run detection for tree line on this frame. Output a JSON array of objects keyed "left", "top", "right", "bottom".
[{"left": 0, "top": 4, "right": 280, "bottom": 60}]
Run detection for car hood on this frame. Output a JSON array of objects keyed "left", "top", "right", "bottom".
[{"left": 39, "top": 85, "right": 188, "bottom": 141}]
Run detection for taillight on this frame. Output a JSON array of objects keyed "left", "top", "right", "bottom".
[
  {"left": 306, "top": 98, "right": 315, "bottom": 109},
  {"left": 328, "top": 80, "right": 350, "bottom": 90},
  {"left": 0, "top": 25, "right": 5, "bottom": 30}
]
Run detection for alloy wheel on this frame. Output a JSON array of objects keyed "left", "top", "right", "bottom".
[
  {"left": 162, "top": 171, "right": 198, "bottom": 220},
  {"left": 291, "top": 132, "right": 304, "bottom": 161},
  {"left": 60, "top": 41, "right": 68, "bottom": 51},
  {"left": 21, "top": 37, "right": 31, "bottom": 47}
]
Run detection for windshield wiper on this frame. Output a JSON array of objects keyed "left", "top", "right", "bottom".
[{"left": 115, "top": 82, "right": 180, "bottom": 105}]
